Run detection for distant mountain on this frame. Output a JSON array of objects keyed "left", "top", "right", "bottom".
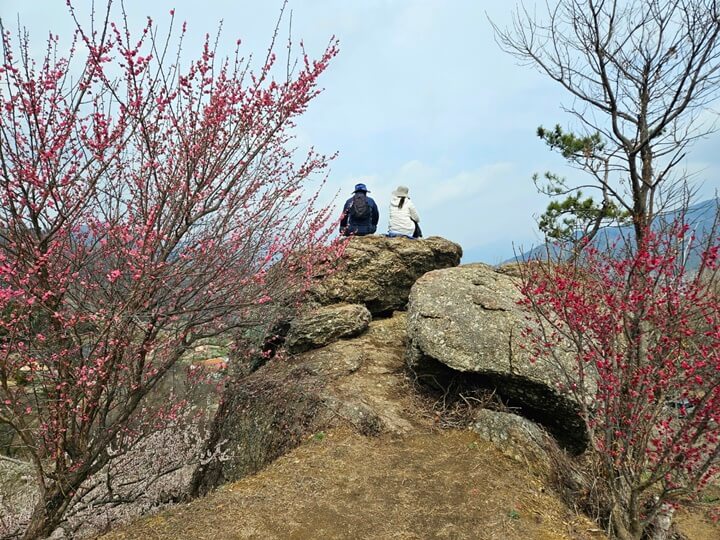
[{"left": 507, "top": 197, "right": 719, "bottom": 270}]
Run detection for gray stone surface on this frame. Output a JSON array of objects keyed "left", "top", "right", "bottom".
[
  {"left": 406, "top": 263, "right": 588, "bottom": 452},
  {"left": 309, "top": 235, "right": 462, "bottom": 315},
  {"left": 406, "top": 263, "right": 533, "bottom": 374},
  {"left": 285, "top": 303, "right": 372, "bottom": 353},
  {"left": 471, "top": 409, "right": 551, "bottom": 467}
]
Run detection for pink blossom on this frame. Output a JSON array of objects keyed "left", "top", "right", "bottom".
[{"left": 107, "top": 269, "right": 122, "bottom": 282}]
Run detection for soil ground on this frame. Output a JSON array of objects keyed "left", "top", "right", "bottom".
[{"left": 102, "top": 427, "right": 604, "bottom": 540}]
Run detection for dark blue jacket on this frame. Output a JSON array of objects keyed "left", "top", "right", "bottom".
[{"left": 339, "top": 194, "right": 379, "bottom": 236}]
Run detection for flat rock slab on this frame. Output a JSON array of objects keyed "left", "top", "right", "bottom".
[{"left": 471, "top": 408, "right": 553, "bottom": 470}]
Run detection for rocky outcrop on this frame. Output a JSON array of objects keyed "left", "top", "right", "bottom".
[
  {"left": 285, "top": 303, "right": 371, "bottom": 353},
  {"left": 191, "top": 312, "right": 429, "bottom": 495},
  {"left": 193, "top": 243, "right": 587, "bottom": 498},
  {"left": 406, "top": 263, "right": 588, "bottom": 453},
  {"left": 309, "top": 235, "right": 462, "bottom": 315},
  {"left": 192, "top": 236, "right": 463, "bottom": 494}
]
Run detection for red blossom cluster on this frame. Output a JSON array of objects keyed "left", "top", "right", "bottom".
[{"left": 520, "top": 224, "right": 720, "bottom": 534}]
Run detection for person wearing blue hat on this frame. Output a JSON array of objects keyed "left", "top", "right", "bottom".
[{"left": 339, "top": 183, "right": 379, "bottom": 236}]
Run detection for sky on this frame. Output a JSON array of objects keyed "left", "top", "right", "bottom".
[{"left": 3, "top": 0, "right": 720, "bottom": 264}]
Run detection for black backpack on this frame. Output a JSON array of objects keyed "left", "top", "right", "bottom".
[{"left": 350, "top": 192, "right": 370, "bottom": 220}]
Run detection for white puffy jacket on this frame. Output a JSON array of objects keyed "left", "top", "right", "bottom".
[{"left": 388, "top": 196, "right": 420, "bottom": 236}]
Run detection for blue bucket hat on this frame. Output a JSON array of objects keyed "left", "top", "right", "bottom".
[{"left": 353, "top": 183, "right": 370, "bottom": 193}]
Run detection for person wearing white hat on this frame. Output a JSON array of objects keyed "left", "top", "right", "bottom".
[{"left": 387, "top": 185, "right": 421, "bottom": 238}]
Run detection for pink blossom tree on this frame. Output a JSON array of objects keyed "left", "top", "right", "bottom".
[
  {"left": 0, "top": 2, "right": 340, "bottom": 537},
  {"left": 494, "top": 1, "right": 720, "bottom": 536},
  {"left": 519, "top": 225, "right": 720, "bottom": 539}
]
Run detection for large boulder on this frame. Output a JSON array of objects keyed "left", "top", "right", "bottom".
[
  {"left": 285, "top": 303, "right": 372, "bottom": 353},
  {"left": 406, "top": 263, "right": 588, "bottom": 453},
  {"left": 309, "top": 235, "right": 462, "bottom": 315}
]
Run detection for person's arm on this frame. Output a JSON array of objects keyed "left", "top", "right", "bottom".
[
  {"left": 372, "top": 200, "right": 380, "bottom": 227},
  {"left": 409, "top": 200, "right": 419, "bottom": 223}
]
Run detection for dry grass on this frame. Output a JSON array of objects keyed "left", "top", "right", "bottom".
[{"left": 102, "top": 427, "right": 604, "bottom": 540}]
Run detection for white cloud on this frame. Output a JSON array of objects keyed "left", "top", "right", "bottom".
[{"left": 388, "top": 160, "right": 502, "bottom": 211}]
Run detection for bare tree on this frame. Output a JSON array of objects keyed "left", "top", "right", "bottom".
[
  {"left": 493, "top": 0, "right": 720, "bottom": 243},
  {"left": 495, "top": 3, "right": 720, "bottom": 539}
]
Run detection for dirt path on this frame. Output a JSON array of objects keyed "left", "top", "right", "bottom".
[{"left": 102, "top": 427, "right": 605, "bottom": 540}]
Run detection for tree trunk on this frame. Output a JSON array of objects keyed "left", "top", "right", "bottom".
[
  {"left": 610, "top": 500, "right": 644, "bottom": 540},
  {"left": 23, "top": 484, "right": 72, "bottom": 540}
]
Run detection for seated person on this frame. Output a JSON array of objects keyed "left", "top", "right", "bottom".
[
  {"left": 387, "top": 185, "right": 420, "bottom": 238},
  {"left": 339, "top": 183, "right": 379, "bottom": 236}
]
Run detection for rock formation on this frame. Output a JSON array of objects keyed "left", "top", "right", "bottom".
[
  {"left": 285, "top": 303, "right": 372, "bottom": 353},
  {"left": 406, "top": 263, "right": 588, "bottom": 452},
  {"left": 470, "top": 409, "right": 554, "bottom": 470},
  {"left": 309, "top": 235, "right": 462, "bottom": 315},
  {"left": 193, "top": 236, "right": 463, "bottom": 493},
  {"left": 193, "top": 238, "right": 587, "bottom": 496},
  {"left": 191, "top": 312, "right": 425, "bottom": 494}
]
